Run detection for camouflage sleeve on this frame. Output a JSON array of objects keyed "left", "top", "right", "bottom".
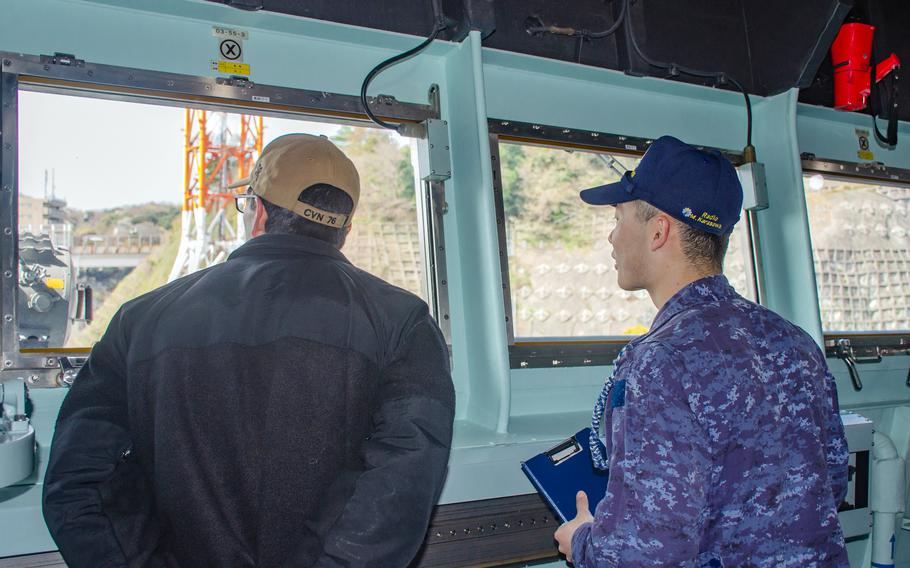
[
  {"left": 572, "top": 343, "right": 711, "bottom": 567},
  {"left": 571, "top": 521, "right": 594, "bottom": 565},
  {"left": 822, "top": 368, "right": 849, "bottom": 505}
]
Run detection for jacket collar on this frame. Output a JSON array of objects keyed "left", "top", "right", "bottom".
[
  {"left": 228, "top": 233, "right": 350, "bottom": 263},
  {"left": 649, "top": 274, "right": 735, "bottom": 332}
]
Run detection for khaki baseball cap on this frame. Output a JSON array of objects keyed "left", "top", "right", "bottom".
[{"left": 229, "top": 134, "right": 360, "bottom": 228}]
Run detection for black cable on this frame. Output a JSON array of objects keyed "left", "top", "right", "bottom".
[
  {"left": 870, "top": 58, "right": 899, "bottom": 147},
  {"left": 724, "top": 76, "right": 753, "bottom": 149},
  {"left": 587, "top": 0, "right": 627, "bottom": 39},
  {"left": 871, "top": 77, "right": 899, "bottom": 147},
  {"left": 360, "top": 26, "right": 444, "bottom": 130},
  {"left": 623, "top": 0, "right": 753, "bottom": 150}
]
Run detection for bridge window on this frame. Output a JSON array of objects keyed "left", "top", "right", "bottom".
[
  {"left": 804, "top": 172, "right": 910, "bottom": 332},
  {"left": 14, "top": 90, "right": 432, "bottom": 350},
  {"left": 494, "top": 139, "right": 756, "bottom": 342}
]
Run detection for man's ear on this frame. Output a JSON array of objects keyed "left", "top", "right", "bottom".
[
  {"left": 649, "top": 214, "right": 672, "bottom": 252},
  {"left": 251, "top": 197, "right": 268, "bottom": 237}
]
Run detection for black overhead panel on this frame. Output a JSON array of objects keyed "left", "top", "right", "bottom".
[
  {"left": 484, "top": 0, "right": 626, "bottom": 71},
  {"left": 603, "top": 0, "right": 851, "bottom": 95},
  {"left": 208, "top": 0, "right": 882, "bottom": 106},
  {"left": 618, "top": 0, "right": 753, "bottom": 87},
  {"left": 741, "top": 1, "right": 852, "bottom": 94},
  {"left": 800, "top": 0, "right": 910, "bottom": 123}
]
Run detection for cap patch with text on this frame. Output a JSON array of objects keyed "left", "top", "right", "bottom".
[
  {"left": 229, "top": 134, "right": 360, "bottom": 228},
  {"left": 579, "top": 135, "right": 743, "bottom": 236}
]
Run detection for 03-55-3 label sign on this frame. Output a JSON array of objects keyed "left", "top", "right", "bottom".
[{"left": 212, "top": 25, "right": 250, "bottom": 76}]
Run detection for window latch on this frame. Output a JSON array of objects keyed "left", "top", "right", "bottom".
[
  {"left": 834, "top": 338, "right": 864, "bottom": 391},
  {"left": 57, "top": 356, "right": 81, "bottom": 388},
  {"left": 215, "top": 75, "right": 254, "bottom": 89},
  {"left": 39, "top": 52, "right": 85, "bottom": 68}
]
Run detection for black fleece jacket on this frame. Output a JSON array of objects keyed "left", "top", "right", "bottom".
[{"left": 43, "top": 233, "right": 455, "bottom": 568}]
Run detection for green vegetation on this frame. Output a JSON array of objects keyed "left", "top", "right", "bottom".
[
  {"left": 71, "top": 202, "right": 180, "bottom": 237},
  {"left": 499, "top": 144, "right": 529, "bottom": 217},
  {"left": 499, "top": 144, "right": 626, "bottom": 249},
  {"left": 332, "top": 127, "right": 416, "bottom": 221}
]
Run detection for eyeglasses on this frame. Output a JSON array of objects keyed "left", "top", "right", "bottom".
[{"left": 234, "top": 191, "right": 257, "bottom": 214}]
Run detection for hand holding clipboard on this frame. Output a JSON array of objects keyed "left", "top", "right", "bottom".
[{"left": 520, "top": 428, "right": 609, "bottom": 523}]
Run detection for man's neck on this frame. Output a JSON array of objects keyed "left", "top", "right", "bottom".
[{"left": 647, "top": 266, "right": 720, "bottom": 310}]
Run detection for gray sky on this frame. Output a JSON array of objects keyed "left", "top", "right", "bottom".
[{"left": 18, "top": 90, "right": 344, "bottom": 210}]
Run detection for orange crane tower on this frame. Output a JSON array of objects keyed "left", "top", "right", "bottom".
[{"left": 169, "top": 110, "right": 263, "bottom": 281}]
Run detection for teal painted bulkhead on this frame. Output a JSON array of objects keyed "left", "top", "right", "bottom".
[{"left": 1, "top": 1, "right": 909, "bottom": 565}]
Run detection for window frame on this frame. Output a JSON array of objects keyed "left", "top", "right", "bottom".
[
  {"left": 802, "top": 157, "right": 910, "bottom": 349},
  {"left": 802, "top": 155, "right": 910, "bottom": 186},
  {"left": 0, "top": 51, "right": 450, "bottom": 380},
  {"left": 488, "top": 118, "right": 752, "bottom": 369}
]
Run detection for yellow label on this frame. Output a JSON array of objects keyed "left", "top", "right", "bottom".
[
  {"left": 44, "top": 277, "right": 65, "bottom": 289},
  {"left": 623, "top": 324, "right": 649, "bottom": 335},
  {"left": 213, "top": 60, "right": 250, "bottom": 76},
  {"left": 858, "top": 150, "right": 875, "bottom": 161}
]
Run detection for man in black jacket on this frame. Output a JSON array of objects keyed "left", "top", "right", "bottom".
[{"left": 43, "top": 134, "right": 456, "bottom": 567}]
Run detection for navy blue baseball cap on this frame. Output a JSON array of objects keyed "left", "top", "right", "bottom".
[{"left": 579, "top": 136, "right": 743, "bottom": 235}]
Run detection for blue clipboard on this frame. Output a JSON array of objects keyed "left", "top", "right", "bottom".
[{"left": 520, "top": 428, "right": 609, "bottom": 523}]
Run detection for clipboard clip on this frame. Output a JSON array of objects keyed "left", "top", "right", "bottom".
[{"left": 545, "top": 436, "right": 582, "bottom": 466}]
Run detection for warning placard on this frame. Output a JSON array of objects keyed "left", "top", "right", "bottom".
[
  {"left": 212, "top": 60, "right": 251, "bottom": 76},
  {"left": 855, "top": 128, "right": 874, "bottom": 161},
  {"left": 213, "top": 26, "right": 247, "bottom": 63},
  {"left": 211, "top": 26, "right": 250, "bottom": 76}
]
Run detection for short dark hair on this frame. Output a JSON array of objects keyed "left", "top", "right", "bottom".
[
  {"left": 634, "top": 200, "right": 730, "bottom": 272},
  {"left": 260, "top": 184, "right": 354, "bottom": 248}
]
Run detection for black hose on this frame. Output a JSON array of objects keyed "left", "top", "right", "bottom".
[
  {"left": 360, "top": 26, "right": 444, "bottom": 130},
  {"left": 623, "top": 0, "right": 753, "bottom": 150}
]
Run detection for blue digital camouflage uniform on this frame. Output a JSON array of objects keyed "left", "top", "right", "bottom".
[{"left": 571, "top": 275, "right": 849, "bottom": 567}]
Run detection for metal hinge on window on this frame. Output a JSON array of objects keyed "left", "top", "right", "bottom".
[{"left": 39, "top": 52, "right": 85, "bottom": 68}]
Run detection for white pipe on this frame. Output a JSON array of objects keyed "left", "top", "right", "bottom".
[
  {"left": 872, "top": 512, "right": 898, "bottom": 568},
  {"left": 871, "top": 432, "right": 905, "bottom": 568}
]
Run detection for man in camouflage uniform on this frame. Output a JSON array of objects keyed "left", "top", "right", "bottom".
[{"left": 554, "top": 136, "right": 849, "bottom": 567}]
